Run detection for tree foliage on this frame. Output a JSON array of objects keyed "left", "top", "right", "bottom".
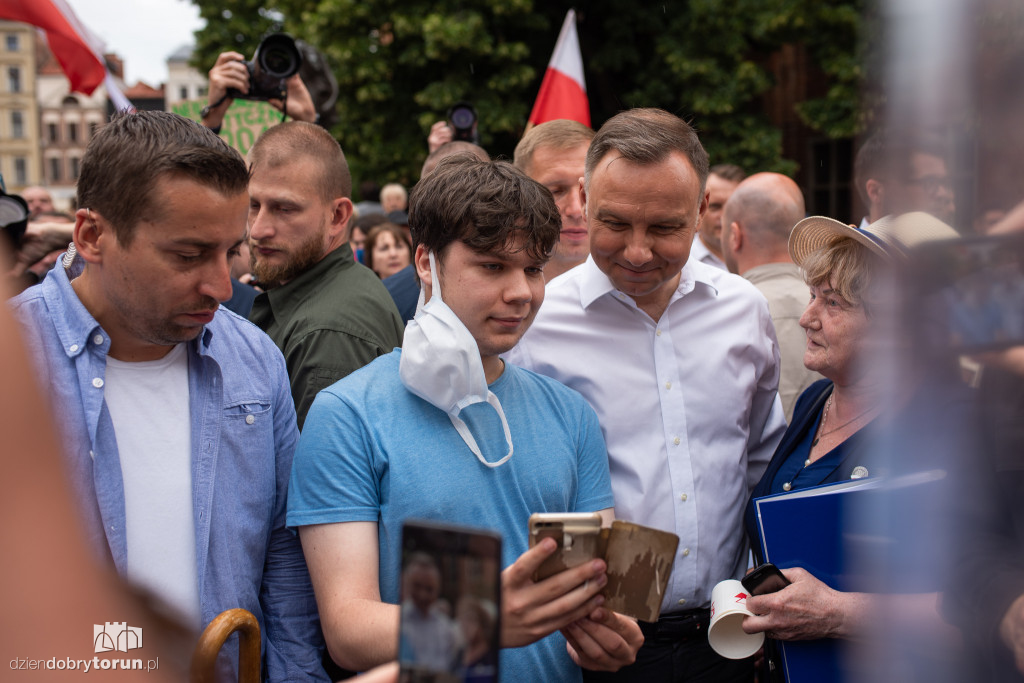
[{"left": 190, "top": 0, "right": 867, "bottom": 189}]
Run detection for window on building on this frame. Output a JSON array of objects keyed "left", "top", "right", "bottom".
[
  {"left": 198, "top": 85, "right": 208, "bottom": 97},
  {"left": 179, "top": 86, "right": 188, "bottom": 100},
  {"left": 69, "top": 157, "right": 80, "bottom": 180},
  {"left": 14, "top": 157, "right": 26, "bottom": 185},
  {"left": 8, "top": 66, "right": 20, "bottom": 93},
  {"left": 48, "top": 158, "right": 61, "bottom": 182},
  {"left": 806, "top": 138, "right": 854, "bottom": 221},
  {"left": 11, "top": 111, "right": 23, "bottom": 138},
  {"left": 68, "top": 122, "right": 78, "bottom": 144},
  {"left": 6, "top": 34, "right": 18, "bottom": 52},
  {"left": 48, "top": 122, "right": 58, "bottom": 143}
]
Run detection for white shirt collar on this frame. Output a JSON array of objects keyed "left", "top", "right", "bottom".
[{"left": 577, "top": 255, "right": 719, "bottom": 311}]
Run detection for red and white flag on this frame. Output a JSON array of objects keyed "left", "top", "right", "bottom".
[
  {"left": 0, "top": 0, "right": 132, "bottom": 110},
  {"left": 528, "top": 9, "right": 590, "bottom": 127}
]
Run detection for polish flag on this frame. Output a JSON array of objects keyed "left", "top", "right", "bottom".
[
  {"left": 528, "top": 9, "right": 590, "bottom": 127},
  {"left": 0, "top": 0, "right": 133, "bottom": 110}
]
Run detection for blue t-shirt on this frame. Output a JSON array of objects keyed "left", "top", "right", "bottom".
[{"left": 288, "top": 349, "right": 614, "bottom": 682}]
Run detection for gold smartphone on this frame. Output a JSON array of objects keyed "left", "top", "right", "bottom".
[{"left": 527, "top": 512, "right": 603, "bottom": 582}]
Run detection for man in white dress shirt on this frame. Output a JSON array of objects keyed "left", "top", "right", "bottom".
[{"left": 507, "top": 108, "right": 787, "bottom": 683}]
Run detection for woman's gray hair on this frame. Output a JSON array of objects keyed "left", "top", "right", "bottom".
[{"left": 801, "top": 237, "right": 886, "bottom": 313}]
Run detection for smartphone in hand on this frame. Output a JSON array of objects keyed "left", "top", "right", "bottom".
[
  {"left": 398, "top": 520, "right": 501, "bottom": 683},
  {"left": 741, "top": 563, "right": 791, "bottom": 596},
  {"left": 527, "top": 512, "right": 603, "bottom": 582}
]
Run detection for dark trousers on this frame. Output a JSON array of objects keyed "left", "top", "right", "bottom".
[{"left": 583, "top": 610, "right": 755, "bottom": 683}]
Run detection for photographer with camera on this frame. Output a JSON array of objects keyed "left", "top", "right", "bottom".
[{"left": 201, "top": 45, "right": 317, "bottom": 132}]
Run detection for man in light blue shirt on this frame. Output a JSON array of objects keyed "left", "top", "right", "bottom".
[{"left": 9, "top": 111, "right": 327, "bottom": 681}]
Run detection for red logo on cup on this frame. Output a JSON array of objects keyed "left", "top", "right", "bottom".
[{"left": 735, "top": 592, "right": 748, "bottom": 603}]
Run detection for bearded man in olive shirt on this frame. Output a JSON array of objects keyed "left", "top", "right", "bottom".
[{"left": 247, "top": 122, "right": 404, "bottom": 427}]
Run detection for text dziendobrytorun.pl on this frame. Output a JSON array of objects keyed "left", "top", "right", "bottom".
[{"left": 9, "top": 656, "right": 159, "bottom": 672}]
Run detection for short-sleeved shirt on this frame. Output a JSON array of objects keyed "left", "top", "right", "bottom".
[{"left": 288, "top": 349, "right": 614, "bottom": 682}]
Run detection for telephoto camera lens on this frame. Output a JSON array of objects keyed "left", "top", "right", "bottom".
[{"left": 256, "top": 33, "right": 301, "bottom": 79}]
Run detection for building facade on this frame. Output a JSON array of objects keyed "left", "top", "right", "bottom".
[{"left": 0, "top": 21, "right": 41, "bottom": 194}]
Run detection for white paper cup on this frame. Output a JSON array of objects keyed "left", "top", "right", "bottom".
[{"left": 707, "top": 579, "right": 764, "bottom": 659}]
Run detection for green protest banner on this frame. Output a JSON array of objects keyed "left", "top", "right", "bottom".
[{"left": 172, "top": 100, "right": 283, "bottom": 156}]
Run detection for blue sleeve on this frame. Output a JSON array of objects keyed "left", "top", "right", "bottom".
[
  {"left": 287, "top": 388, "right": 382, "bottom": 528},
  {"left": 572, "top": 399, "right": 615, "bottom": 512},
  {"left": 260, "top": 353, "right": 330, "bottom": 682}
]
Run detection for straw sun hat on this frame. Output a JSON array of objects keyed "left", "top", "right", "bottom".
[{"left": 788, "top": 212, "right": 960, "bottom": 268}]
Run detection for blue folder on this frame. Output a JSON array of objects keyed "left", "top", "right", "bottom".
[{"left": 753, "top": 478, "right": 879, "bottom": 683}]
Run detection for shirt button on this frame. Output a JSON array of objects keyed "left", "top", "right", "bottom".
[
  {"left": 93, "top": 334, "right": 104, "bottom": 345},
  {"left": 680, "top": 493, "right": 688, "bottom": 502},
  {"left": 673, "top": 437, "right": 681, "bottom": 446},
  {"left": 804, "top": 459, "right": 811, "bottom": 467},
  {"left": 656, "top": 329, "right": 662, "bottom": 337},
  {"left": 92, "top": 377, "right": 104, "bottom": 388},
  {"left": 682, "top": 548, "right": 690, "bottom": 557},
  {"left": 245, "top": 414, "right": 255, "bottom": 425},
  {"left": 69, "top": 344, "right": 79, "bottom": 353},
  {"left": 783, "top": 482, "right": 792, "bottom": 491},
  {"left": 89, "top": 450, "right": 95, "bottom": 459},
  {"left": 664, "top": 381, "right": 672, "bottom": 390},
  {"left": 678, "top": 598, "right": 686, "bottom": 605}
]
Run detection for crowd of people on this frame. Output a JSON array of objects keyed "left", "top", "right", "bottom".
[{"left": 4, "top": 41, "right": 1024, "bottom": 683}]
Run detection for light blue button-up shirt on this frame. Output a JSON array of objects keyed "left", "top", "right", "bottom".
[{"left": 10, "top": 258, "right": 328, "bottom": 682}]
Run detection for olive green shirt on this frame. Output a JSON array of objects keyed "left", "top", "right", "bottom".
[{"left": 249, "top": 243, "right": 405, "bottom": 428}]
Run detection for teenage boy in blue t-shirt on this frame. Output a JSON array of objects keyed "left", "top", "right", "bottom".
[{"left": 288, "top": 155, "right": 643, "bottom": 681}]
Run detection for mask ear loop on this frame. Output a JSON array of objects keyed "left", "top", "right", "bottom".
[
  {"left": 449, "top": 392, "right": 514, "bottom": 468},
  {"left": 414, "top": 250, "right": 442, "bottom": 316}
]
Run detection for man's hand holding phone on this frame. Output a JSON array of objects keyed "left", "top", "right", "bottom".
[
  {"left": 500, "top": 536, "right": 608, "bottom": 648},
  {"left": 562, "top": 607, "right": 643, "bottom": 671},
  {"left": 502, "top": 533, "right": 643, "bottom": 672}
]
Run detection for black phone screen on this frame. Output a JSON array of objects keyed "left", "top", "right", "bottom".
[{"left": 741, "top": 563, "right": 792, "bottom": 596}]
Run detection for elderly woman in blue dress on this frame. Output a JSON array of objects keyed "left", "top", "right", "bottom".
[{"left": 739, "top": 213, "right": 967, "bottom": 660}]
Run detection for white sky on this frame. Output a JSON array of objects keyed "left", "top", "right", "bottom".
[{"left": 64, "top": 0, "right": 206, "bottom": 86}]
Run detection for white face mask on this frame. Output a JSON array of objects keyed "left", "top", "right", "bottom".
[{"left": 399, "top": 251, "right": 513, "bottom": 468}]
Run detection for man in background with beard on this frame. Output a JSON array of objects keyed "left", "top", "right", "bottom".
[{"left": 247, "top": 121, "right": 404, "bottom": 427}]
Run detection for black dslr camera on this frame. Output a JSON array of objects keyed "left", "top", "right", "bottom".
[
  {"left": 229, "top": 33, "right": 303, "bottom": 101},
  {"left": 447, "top": 101, "right": 479, "bottom": 144}
]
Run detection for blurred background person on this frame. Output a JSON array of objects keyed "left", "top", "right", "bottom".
[
  {"left": 22, "top": 185, "right": 55, "bottom": 219},
  {"left": 366, "top": 222, "right": 412, "bottom": 280},
  {"left": 380, "top": 182, "right": 408, "bottom": 214},
  {"left": 852, "top": 131, "right": 956, "bottom": 228},
  {"left": 691, "top": 163, "right": 745, "bottom": 271},
  {"left": 720, "top": 172, "right": 821, "bottom": 421},
  {"left": 513, "top": 119, "right": 594, "bottom": 281},
  {"left": 351, "top": 212, "right": 388, "bottom": 265}
]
